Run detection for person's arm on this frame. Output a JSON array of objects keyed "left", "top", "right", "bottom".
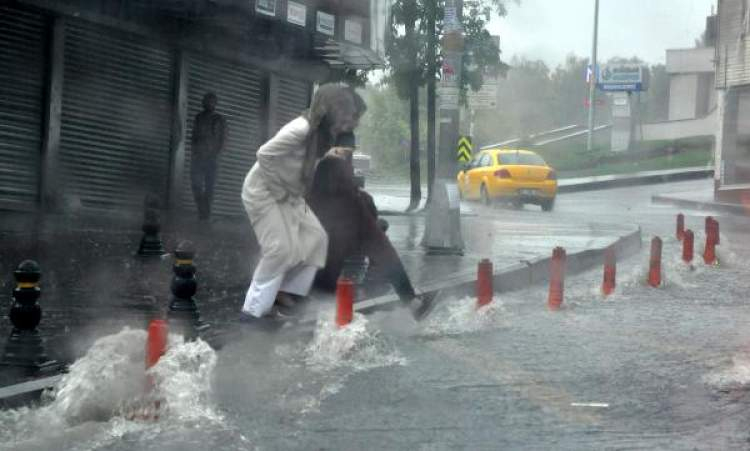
[
  {"left": 215, "top": 115, "right": 228, "bottom": 153},
  {"left": 191, "top": 113, "right": 201, "bottom": 145},
  {"left": 256, "top": 117, "right": 309, "bottom": 201}
]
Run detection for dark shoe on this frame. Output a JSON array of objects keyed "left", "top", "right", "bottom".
[{"left": 409, "top": 291, "right": 440, "bottom": 321}]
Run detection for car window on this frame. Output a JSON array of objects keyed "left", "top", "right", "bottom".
[
  {"left": 518, "top": 153, "right": 547, "bottom": 166},
  {"left": 498, "top": 153, "right": 518, "bottom": 165},
  {"left": 480, "top": 154, "right": 492, "bottom": 167}
]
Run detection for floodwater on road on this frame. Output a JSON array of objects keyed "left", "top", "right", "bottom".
[{"left": 2, "top": 179, "right": 750, "bottom": 450}]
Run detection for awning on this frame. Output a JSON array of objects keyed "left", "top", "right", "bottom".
[{"left": 314, "top": 36, "right": 384, "bottom": 70}]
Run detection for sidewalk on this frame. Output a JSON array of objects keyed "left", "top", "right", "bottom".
[
  {"left": 652, "top": 188, "right": 749, "bottom": 216},
  {"left": 0, "top": 205, "right": 641, "bottom": 402},
  {"left": 558, "top": 166, "right": 713, "bottom": 193}
]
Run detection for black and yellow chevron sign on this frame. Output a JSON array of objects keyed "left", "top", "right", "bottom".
[{"left": 457, "top": 136, "right": 472, "bottom": 162}]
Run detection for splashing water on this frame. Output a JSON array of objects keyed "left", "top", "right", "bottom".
[
  {"left": 418, "top": 296, "right": 505, "bottom": 337},
  {"left": 303, "top": 311, "right": 406, "bottom": 372},
  {"left": 0, "top": 327, "right": 222, "bottom": 450},
  {"left": 704, "top": 356, "right": 750, "bottom": 392}
]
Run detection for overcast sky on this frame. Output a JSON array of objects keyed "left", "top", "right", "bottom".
[{"left": 487, "top": 0, "right": 716, "bottom": 68}]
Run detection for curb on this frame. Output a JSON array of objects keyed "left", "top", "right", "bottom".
[
  {"left": 651, "top": 194, "right": 748, "bottom": 216},
  {"left": 356, "top": 224, "right": 642, "bottom": 315},
  {"left": 558, "top": 168, "right": 713, "bottom": 194}
]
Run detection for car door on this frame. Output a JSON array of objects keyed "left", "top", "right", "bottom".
[
  {"left": 469, "top": 153, "right": 492, "bottom": 198},
  {"left": 463, "top": 153, "right": 482, "bottom": 198}
]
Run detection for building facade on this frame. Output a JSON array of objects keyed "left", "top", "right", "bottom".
[
  {"left": 0, "top": 0, "right": 387, "bottom": 216},
  {"left": 715, "top": 0, "right": 750, "bottom": 202}
]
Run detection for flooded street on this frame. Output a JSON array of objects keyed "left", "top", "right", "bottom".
[{"left": 2, "top": 179, "right": 750, "bottom": 450}]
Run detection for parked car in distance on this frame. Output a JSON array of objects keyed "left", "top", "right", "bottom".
[{"left": 457, "top": 148, "right": 558, "bottom": 211}]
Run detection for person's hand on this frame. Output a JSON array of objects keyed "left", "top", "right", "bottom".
[{"left": 326, "top": 146, "right": 353, "bottom": 160}]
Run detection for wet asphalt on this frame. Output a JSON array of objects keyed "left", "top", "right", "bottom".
[{"left": 4, "top": 178, "right": 750, "bottom": 450}]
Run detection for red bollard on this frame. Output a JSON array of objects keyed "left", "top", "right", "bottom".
[
  {"left": 335, "top": 277, "right": 354, "bottom": 327},
  {"left": 548, "top": 247, "right": 566, "bottom": 310},
  {"left": 146, "top": 319, "right": 168, "bottom": 369},
  {"left": 682, "top": 229, "right": 694, "bottom": 263},
  {"left": 648, "top": 237, "right": 662, "bottom": 288},
  {"left": 602, "top": 246, "right": 616, "bottom": 296},
  {"left": 676, "top": 213, "right": 685, "bottom": 241},
  {"left": 710, "top": 217, "right": 720, "bottom": 245},
  {"left": 703, "top": 227, "right": 717, "bottom": 265},
  {"left": 477, "top": 259, "right": 493, "bottom": 308}
]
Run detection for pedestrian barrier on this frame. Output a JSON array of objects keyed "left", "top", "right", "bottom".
[
  {"left": 548, "top": 247, "right": 566, "bottom": 310},
  {"left": 126, "top": 319, "right": 168, "bottom": 421},
  {"left": 0, "top": 260, "right": 58, "bottom": 373},
  {"left": 137, "top": 194, "right": 166, "bottom": 257},
  {"left": 648, "top": 237, "right": 662, "bottom": 288},
  {"left": 146, "top": 319, "right": 168, "bottom": 370},
  {"left": 682, "top": 230, "right": 694, "bottom": 264},
  {"left": 706, "top": 216, "right": 720, "bottom": 245},
  {"left": 336, "top": 277, "right": 354, "bottom": 327},
  {"left": 601, "top": 246, "right": 616, "bottom": 296},
  {"left": 476, "top": 259, "right": 493, "bottom": 308},
  {"left": 676, "top": 213, "right": 685, "bottom": 241},
  {"left": 168, "top": 241, "right": 208, "bottom": 340}
]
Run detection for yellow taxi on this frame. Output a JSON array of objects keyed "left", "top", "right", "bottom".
[{"left": 457, "top": 148, "right": 558, "bottom": 211}]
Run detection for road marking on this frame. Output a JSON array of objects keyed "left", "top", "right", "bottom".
[{"left": 426, "top": 339, "right": 602, "bottom": 425}]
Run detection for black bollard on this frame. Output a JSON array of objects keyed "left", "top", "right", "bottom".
[
  {"left": 1, "top": 261, "right": 58, "bottom": 373},
  {"left": 167, "top": 241, "right": 208, "bottom": 339},
  {"left": 137, "top": 194, "right": 166, "bottom": 257}
]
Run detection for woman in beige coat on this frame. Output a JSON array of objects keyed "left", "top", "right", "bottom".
[{"left": 241, "top": 84, "right": 366, "bottom": 319}]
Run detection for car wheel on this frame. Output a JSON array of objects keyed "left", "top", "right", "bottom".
[
  {"left": 541, "top": 198, "right": 555, "bottom": 212},
  {"left": 480, "top": 184, "right": 491, "bottom": 206}
]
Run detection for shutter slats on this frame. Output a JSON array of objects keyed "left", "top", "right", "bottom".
[
  {"left": 274, "top": 76, "right": 310, "bottom": 132},
  {"left": 0, "top": 5, "right": 45, "bottom": 207},
  {"left": 59, "top": 19, "right": 174, "bottom": 210},
  {"left": 181, "top": 52, "right": 264, "bottom": 217}
]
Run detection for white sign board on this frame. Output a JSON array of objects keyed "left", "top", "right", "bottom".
[
  {"left": 438, "top": 84, "right": 459, "bottom": 109},
  {"left": 317, "top": 11, "right": 335, "bottom": 36},
  {"left": 255, "top": 0, "right": 276, "bottom": 17},
  {"left": 468, "top": 76, "right": 498, "bottom": 110},
  {"left": 344, "top": 19, "right": 363, "bottom": 45},
  {"left": 286, "top": 1, "right": 306, "bottom": 26}
]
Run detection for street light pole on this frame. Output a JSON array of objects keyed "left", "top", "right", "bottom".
[
  {"left": 586, "top": 0, "right": 600, "bottom": 152},
  {"left": 422, "top": 0, "right": 464, "bottom": 254}
]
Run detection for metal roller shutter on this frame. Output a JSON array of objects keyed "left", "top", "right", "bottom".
[
  {"left": 273, "top": 76, "right": 311, "bottom": 133},
  {"left": 0, "top": 5, "right": 46, "bottom": 209},
  {"left": 183, "top": 53, "right": 264, "bottom": 217},
  {"left": 59, "top": 19, "right": 174, "bottom": 210}
]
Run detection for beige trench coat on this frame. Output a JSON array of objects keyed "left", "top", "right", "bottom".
[{"left": 241, "top": 117, "right": 328, "bottom": 282}]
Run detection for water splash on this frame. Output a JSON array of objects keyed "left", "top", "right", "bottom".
[
  {"left": 0, "top": 327, "right": 222, "bottom": 450},
  {"left": 418, "top": 295, "right": 505, "bottom": 337},
  {"left": 704, "top": 356, "right": 750, "bottom": 391},
  {"left": 303, "top": 311, "right": 406, "bottom": 372}
]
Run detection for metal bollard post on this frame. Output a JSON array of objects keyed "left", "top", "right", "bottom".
[
  {"left": 137, "top": 194, "right": 166, "bottom": 257},
  {"left": 335, "top": 277, "right": 354, "bottom": 327},
  {"left": 168, "top": 241, "right": 208, "bottom": 339},
  {"left": 0, "top": 261, "right": 58, "bottom": 373},
  {"left": 682, "top": 230, "right": 694, "bottom": 264},
  {"left": 601, "top": 246, "right": 616, "bottom": 296},
  {"left": 476, "top": 259, "right": 493, "bottom": 308},
  {"left": 547, "top": 247, "right": 566, "bottom": 310},
  {"left": 648, "top": 237, "right": 662, "bottom": 288}
]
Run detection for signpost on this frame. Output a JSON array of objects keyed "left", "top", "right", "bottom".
[
  {"left": 423, "top": 0, "right": 464, "bottom": 255},
  {"left": 467, "top": 75, "right": 498, "bottom": 110},
  {"left": 457, "top": 136, "right": 472, "bottom": 162},
  {"left": 597, "top": 64, "right": 647, "bottom": 92}
]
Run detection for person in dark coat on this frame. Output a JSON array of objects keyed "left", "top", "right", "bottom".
[
  {"left": 307, "top": 133, "right": 435, "bottom": 318},
  {"left": 191, "top": 92, "right": 227, "bottom": 220}
]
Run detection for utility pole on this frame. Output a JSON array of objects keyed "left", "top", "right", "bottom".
[
  {"left": 586, "top": 0, "right": 600, "bottom": 152},
  {"left": 422, "top": 0, "right": 464, "bottom": 254}
]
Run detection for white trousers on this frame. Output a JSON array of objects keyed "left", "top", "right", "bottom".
[{"left": 242, "top": 264, "right": 317, "bottom": 317}]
